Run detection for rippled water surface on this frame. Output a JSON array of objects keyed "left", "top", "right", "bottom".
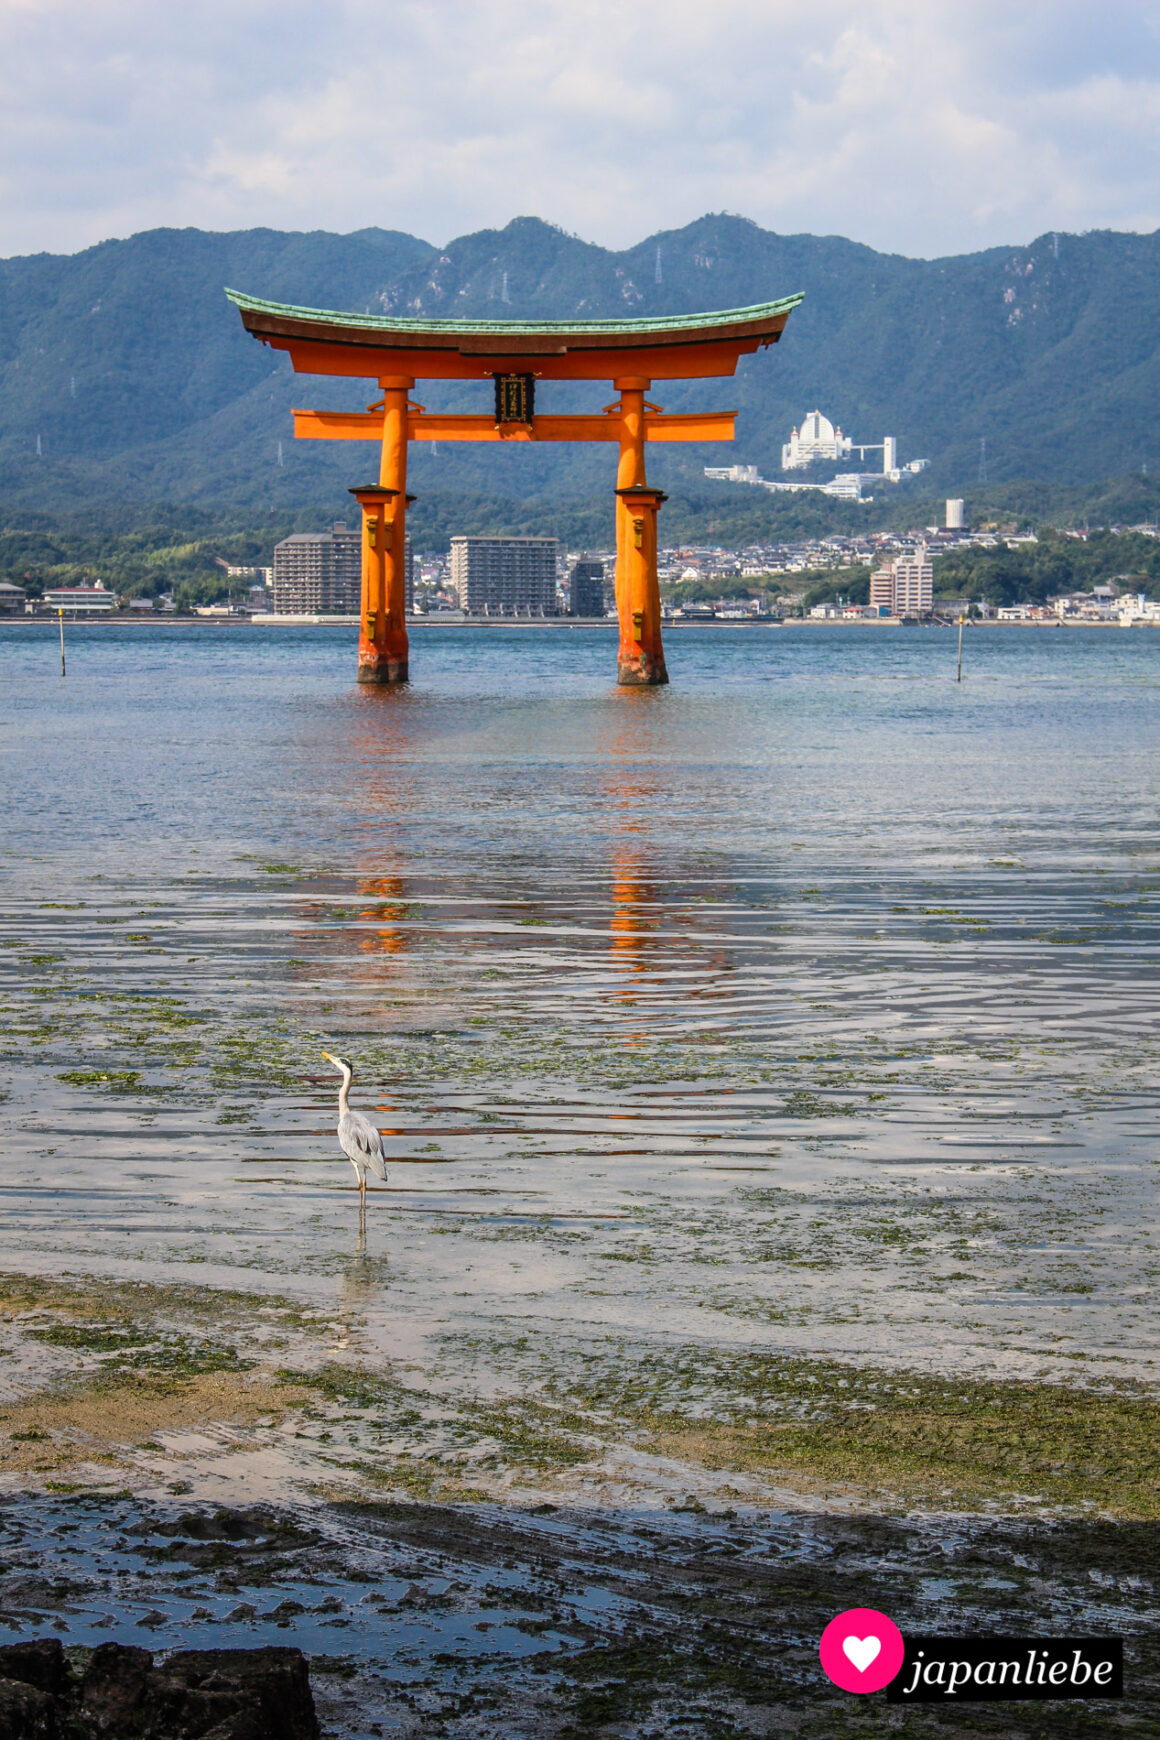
[{"left": 2, "top": 620, "right": 1159, "bottom": 1387}]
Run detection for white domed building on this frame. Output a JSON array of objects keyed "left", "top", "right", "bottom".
[{"left": 781, "top": 410, "right": 852, "bottom": 471}]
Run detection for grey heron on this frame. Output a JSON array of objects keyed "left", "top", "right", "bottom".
[{"left": 321, "top": 1051, "right": 388, "bottom": 1201}]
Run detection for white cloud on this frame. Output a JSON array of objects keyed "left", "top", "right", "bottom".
[{"left": 0, "top": 0, "right": 1158, "bottom": 257}]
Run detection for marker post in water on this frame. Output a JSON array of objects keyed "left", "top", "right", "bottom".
[
  {"left": 957, "top": 616, "right": 964, "bottom": 683},
  {"left": 58, "top": 608, "right": 66, "bottom": 678}
]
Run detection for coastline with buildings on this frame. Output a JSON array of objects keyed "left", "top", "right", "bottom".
[{"left": 10, "top": 499, "right": 1160, "bottom": 630}]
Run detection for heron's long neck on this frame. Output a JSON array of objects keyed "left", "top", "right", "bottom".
[{"left": 337, "top": 1068, "right": 352, "bottom": 1119}]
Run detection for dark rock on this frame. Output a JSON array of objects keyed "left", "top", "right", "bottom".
[
  {"left": 161, "top": 1650, "right": 318, "bottom": 1740},
  {"left": 0, "top": 1641, "right": 316, "bottom": 1740},
  {"left": 0, "top": 1676, "right": 58, "bottom": 1740},
  {"left": 0, "top": 1641, "right": 72, "bottom": 1698},
  {"left": 196, "top": 1718, "right": 268, "bottom": 1740},
  {"left": 81, "top": 1642, "right": 153, "bottom": 1733},
  {"left": 169, "top": 1512, "right": 268, "bottom": 1544},
  {"left": 143, "top": 1672, "right": 262, "bottom": 1739}
]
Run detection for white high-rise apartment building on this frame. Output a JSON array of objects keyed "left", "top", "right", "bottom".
[
  {"left": 273, "top": 524, "right": 361, "bottom": 614},
  {"left": 449, "top": 537, "right": 558, "bottom": 615},
  {"left": 893, "top": 547, "right": 933, "bottom": 616},
  {"left": 868, "top": 566, "right": 894, "bottom": 613},
  {"left": 273, "top": 525, "right": 413, "bottom": 614},
  {"left": 869, "top": 545, "right": 933, "bottom": 617}
]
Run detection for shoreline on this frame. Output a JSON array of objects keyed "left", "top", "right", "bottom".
[{"left": 5, "top": 614, "right": 1154, "bottom": 629}]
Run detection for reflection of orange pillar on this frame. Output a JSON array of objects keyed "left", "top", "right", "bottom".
[
  {"left": 614, "top": 378, "right": 668, "bottom": 686},
  {"left": 355, "top": 376, "right": 412, "bottom": 684},
  {"left": 616, "top": 485, "right": 668, "bottom": 687},
  {"left": 611, "top": 858, "right": 645, "bottom": 958}
]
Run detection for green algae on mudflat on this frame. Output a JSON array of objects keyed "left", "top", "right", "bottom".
[
  {"left": 32, "top": 1325, "right": 255, "bottom": 1380},
  {"left": 545, "top": 1345, "right": 1160, "bottom": 1517},
  {"left": 296, "top": 1328, "right": 1160, "bottom": 1516},
  {"left": 288, "top": 1361, "right": 596, "bottom": 1477},
  {"left": 0, "top": 1270, "right": 319, "bottom": 1341},
  {"left": 2, "top": 1270, "right": 1160, "bottom": 1516},
  {"left": 5, "top": 921, "right": 1138, "bottom": 1115},
  {"left": 56, "top": 1068, "right": 147, "bottom": 1093}
]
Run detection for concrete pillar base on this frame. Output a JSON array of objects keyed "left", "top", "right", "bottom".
[
  {"left": 617, "top": 654, "right": 669, "bottom": 687},
  {"left": 357, "top": 657, "right": 409, "bottom": 685}
]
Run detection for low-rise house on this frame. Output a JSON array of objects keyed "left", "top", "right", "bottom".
[
  {"left": 42, "top": 582, "right": 115, "bottom": 613},
  {"left": 1118, "top": 594, "right": 1160, "bottom": 625}
]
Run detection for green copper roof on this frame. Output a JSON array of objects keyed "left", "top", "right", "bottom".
[{"left": 224, "top": 287, "right": 803, "bottom": 338}]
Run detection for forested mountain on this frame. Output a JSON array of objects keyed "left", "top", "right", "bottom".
[{"left": 2, "top": 215, "right": 1159, "bottom": 523}]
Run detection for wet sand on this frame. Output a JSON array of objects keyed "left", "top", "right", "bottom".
[{"left": 0, "top": 1267, "right": 1158, "bottom": 1734}]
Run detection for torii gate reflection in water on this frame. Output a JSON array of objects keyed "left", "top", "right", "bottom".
[{"left": 227, "top": 291, "right": 802, "bottom": 686}]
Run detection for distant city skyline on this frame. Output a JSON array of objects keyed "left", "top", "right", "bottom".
[{"left": 1, "top": 3, "right": 1158, "bottom": 260}]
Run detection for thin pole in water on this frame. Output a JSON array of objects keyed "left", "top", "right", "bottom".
[
  {"left": 58, "top": 608, "right": 66, "bottom": 678},
  {"left": 956, "top": 615, "right": 963, "bottom": 683}
]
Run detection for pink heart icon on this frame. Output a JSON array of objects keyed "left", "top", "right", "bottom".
[{"left": 820, "top": 1608, "right": 904, "bottom": 1693}]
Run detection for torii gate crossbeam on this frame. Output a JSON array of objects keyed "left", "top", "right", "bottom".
[{"left": 227, "top": 291, "right": 802, "bottom": 686}]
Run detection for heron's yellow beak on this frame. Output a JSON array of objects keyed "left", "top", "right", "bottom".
[{"left": 321, "top": 1050, "right": 337, "bottom": 1065}]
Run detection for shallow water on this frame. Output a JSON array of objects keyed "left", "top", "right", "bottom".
[{"left": 2, "top": 620, "right": 1159, "bottom": 1391}]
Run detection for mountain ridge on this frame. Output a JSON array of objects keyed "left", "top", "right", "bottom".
[{"left": 2, "top": 215, "right": 1158, "bottom": 522}]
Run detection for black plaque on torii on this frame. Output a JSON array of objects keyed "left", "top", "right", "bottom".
[{"left": 493, "top": 373, "right": 535, "bottom": 427}]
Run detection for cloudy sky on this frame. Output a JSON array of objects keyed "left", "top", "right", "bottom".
[{"left": 2, "top": 0, "right": 1158, "bottom": 259}]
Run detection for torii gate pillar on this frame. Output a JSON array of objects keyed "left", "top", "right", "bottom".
[
  {"left": 354, "top": 377, "right": 413, "bottom": 684},
  {"left": 616, "top": 483, "right": 668, "bottom": 686},
  {"left": 614, "top": 380, "right": 668, "bottom": 687}
]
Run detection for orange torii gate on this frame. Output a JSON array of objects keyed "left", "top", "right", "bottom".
[{"left": 227, "top": 291, "right": 802, "bottom": 686}]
